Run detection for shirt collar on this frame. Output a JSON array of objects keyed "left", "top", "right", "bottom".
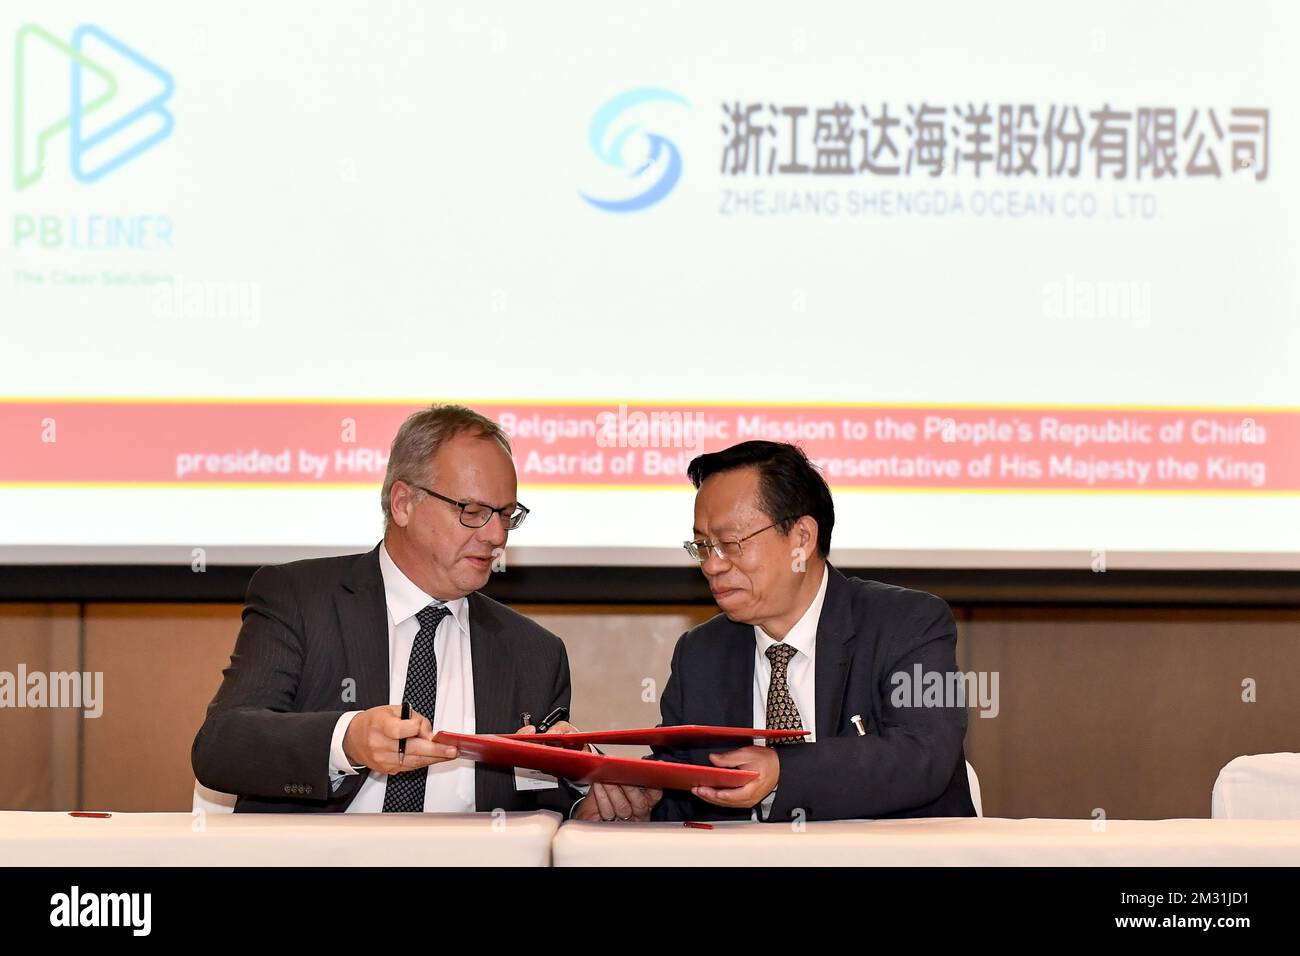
[
  {"left": 753, "top": 563, "right": 829, "bottom": 659},
  {"left": 378, "top": 542, "right": 469, "bottom": 632}
]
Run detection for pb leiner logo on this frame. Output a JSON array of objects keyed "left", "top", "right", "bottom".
[{"left": 14, "top": 23, "right": 175, "bottom": 190}]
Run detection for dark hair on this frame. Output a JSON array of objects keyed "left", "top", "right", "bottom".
[{"left": 686, "top": 440, "right": 834, "bottom": 559}]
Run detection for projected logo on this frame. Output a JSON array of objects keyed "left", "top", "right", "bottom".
[
  {"left": 580, "top": 88, "right": 688, "bottom": 212},
  {"left": 14, "top": 23, "right": 175, "bottom": 190}
]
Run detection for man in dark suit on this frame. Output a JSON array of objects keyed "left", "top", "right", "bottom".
[
  {"left": 577, "top": 440, "right": 976, "bottom": 823},
  {"left": 192, "top": 404, "right": 581, "bottom": 815}
]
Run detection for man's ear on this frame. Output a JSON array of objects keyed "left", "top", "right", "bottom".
[
  {"left": 794, "top": 516, "right": 818, "bottom": 556},
  {"left": 389, "top": 481, "right": 412, "bottom": 528}
]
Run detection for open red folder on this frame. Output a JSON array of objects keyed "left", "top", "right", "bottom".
[
  {"left": 499, "top": 725, "right": 809, "bottom": 748},
  {"left": 432, "top": 730, "right": 763, "bottom": 790}
]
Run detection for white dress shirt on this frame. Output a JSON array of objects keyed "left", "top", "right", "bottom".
[
  {"left": 327, "top": 543, "right": 478, "bottom": 812},
  {"left": 751, "top": 564, "right": 827, "bottom": 820}
]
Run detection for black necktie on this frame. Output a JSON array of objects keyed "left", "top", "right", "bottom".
[{"left": 383, "top": 603, "right": 451, "bottom": 812}]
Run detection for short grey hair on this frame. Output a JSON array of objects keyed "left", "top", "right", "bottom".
[{"left": 381, "top": 404, "right": 512, "bottom": 527}]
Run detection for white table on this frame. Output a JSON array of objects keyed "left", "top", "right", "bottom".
[
  {"left": 552, "top": 817, "right": 1300, "bottom": 866},
  {"left": 0, "top": 811, "right": 560, "bottom": 866},
  {"left": 6, "top": 813, "right": 1296, "bottom": 866}
]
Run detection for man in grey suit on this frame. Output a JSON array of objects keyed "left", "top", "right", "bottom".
[
  {"left": 192, "top": 404, "right": 581, "bottom": 814},
  {"left": 578, "top": 440, "right": 976, "bottom": 823}
]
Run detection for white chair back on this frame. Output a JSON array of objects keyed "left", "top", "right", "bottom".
[
  {"left": 1212, "top": 753, "right": 1300, "bottom": 819},
  {"left": 966, "top": 760, "right": 983, "bottom": 817},
  {"left": 193, "top": 780, "right": 238, "bottom": 814}
]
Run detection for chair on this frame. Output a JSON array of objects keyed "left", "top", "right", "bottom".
[
  {"left": 966, "top": 760, "right": 983, "bottom": 817},
  {"left": 1212, "top": 753, "right": 1300, "bottom": 818},
  {"left": 192, "top": 779, "right": 238, "bottom": 814}
]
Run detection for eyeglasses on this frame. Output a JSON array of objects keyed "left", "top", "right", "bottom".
[
  {"left": 410, "top": 484, "right": 530, "bottom": 530},
  {"left": 683, "top": 522, "right": 784, "bottom": 562}
]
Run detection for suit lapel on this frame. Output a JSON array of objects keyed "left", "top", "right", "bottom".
[
  {"left": 720, "top": 622, "right": 755, "bottom": 729},
  {"left": 468, "top": 593, "right": 516, "bottom": 734},
  {"left": 814, "top": 564, "right": 856, "bottom": 739},
  {"left": 468, "top": 592, "right": 516, "bottom": 811},
  {"left": 335, "top": 545, "right": 390, "bottom": 711}
]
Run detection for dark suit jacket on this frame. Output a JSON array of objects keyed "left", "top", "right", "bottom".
[
  {"left": 192, "top": 545, "right": 579, "bottom": 814},
  {"left": 651, "top": 565, "right": 976, "bottom": 822}
]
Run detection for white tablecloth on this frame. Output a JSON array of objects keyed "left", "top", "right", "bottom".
[
  {"left": 1212, "top": 753, "right": 1300, "bottom": 819},
  {"left": 0, "top": 811, "right": 560, "bottom": 866},
  {"left": 552, "top": 817, "right": 1300, "bottom": 866},
  {"left": 6, "top": 812, "right": 1296, "bottom": 866}
]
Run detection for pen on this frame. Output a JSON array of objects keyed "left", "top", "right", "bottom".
[
  {"left": 534, "top": 706, "right": 568, "bottom": 734},
  {"left": 398, "top": 700, "right": 411, "bottom": 765}
]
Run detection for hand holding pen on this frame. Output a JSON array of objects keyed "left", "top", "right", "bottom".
[
  {"left": 340, "top": 702, "right": 458, "bottom": 776},
  {"left": 398, "top": 701, "right": 411, "bottom": 764},
  {"left": 514, "top": 707, "right": 590, "bottom": 751}
]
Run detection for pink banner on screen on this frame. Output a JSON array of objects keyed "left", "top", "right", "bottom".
[{"left": 0, "top": 401, "right": 1295, "bottom": 492}]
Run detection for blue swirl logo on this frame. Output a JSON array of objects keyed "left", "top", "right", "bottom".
[{"left": 580, "top": 87, "right": 688, "bottom": 213}]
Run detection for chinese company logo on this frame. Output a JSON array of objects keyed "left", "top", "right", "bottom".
[
  {"left": 720, "top": 100, "right": 1268, "bottom": 181},
  {"left": 580, "top": 87, "right": 688, "bottom": 213},
  {"left": 14, "top": 23, "right": 175, "bottom": 191}
]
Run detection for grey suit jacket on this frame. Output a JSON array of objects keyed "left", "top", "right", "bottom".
[
  {"left": 651, "top": 565, "right": 977, "bottom": 822},
  {"left": 191, "top": 545, "right": 579, "bottom": 814}
]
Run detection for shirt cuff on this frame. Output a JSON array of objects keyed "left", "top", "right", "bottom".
[{"left": 329, "top": 711, "right": 365, "bottom": 779}]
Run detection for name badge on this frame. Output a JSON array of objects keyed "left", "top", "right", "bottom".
[{"left": 513, "top": 766, "right": 559, "bottom": 791}]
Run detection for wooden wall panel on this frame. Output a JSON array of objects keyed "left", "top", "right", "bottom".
[
  {"left": 521, "top": 604, "right": 716, "bottom": 757},
  {"left": 0, "top": 604, "right": 81, "bottom": 810},
  {"left": 81, "top": 605, "right": 241, "bottom": 812},
  {"left": 963, "top": 607, "right": 1300, "bottom": 820},
  {"left": 2, "top": 599, "right": 1295, "bottom": 819}
]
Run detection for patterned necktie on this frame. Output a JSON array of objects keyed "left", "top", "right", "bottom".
[
  {"left": 765, "top": 643, "right": 805, "bottom": 745},
  {"left": 383, "top": 603, "right": 451, "bottom": 812}
]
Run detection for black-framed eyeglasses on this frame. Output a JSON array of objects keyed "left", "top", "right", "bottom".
[
  {"left": 409, "top": 483, "right": 529, "bottom": 530},
  {"left": 683, "top": 522, "right": 784, "bottom": 562}
]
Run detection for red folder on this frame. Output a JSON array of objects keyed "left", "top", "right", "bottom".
[
  {"left": 432, "top": 731, "right": 758, "bottom": 790},
  {"left": 500, "top": 725, "right": 809, "bottom": 748}
]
